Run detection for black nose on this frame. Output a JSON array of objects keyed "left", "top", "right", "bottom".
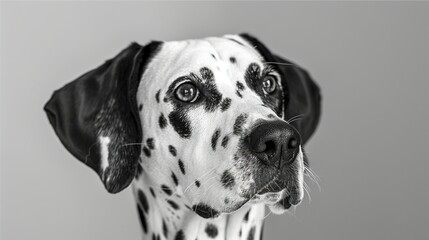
[{"left": 247, "top": 120, "right": 301, "bottom": 167}]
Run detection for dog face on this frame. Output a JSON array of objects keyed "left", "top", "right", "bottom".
[{"left": 45, "top": 34, "right": 321, "bottom": 217}]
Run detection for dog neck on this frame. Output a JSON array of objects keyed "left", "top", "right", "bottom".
[{"left": 132, "top": 169, "right": 265, "bottom": 240}]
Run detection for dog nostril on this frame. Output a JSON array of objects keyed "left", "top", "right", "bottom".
[
  {"left": 288, "top": 137, "right": 298, "bottom": 149},
  {"left": 264, "top": 140, "right": 276, "bottom": 157}
]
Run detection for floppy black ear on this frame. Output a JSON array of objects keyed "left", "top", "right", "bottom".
[
  {"left": 44, "top": 41, "right": 162, "bottom": 193},
  {"left": 240, "top": 33, "right": 322, "bottom": 144}
]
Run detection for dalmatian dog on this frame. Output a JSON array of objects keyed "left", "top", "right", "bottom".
[{"left": 45, "top": 33, "right": 321, "bottom": 240}]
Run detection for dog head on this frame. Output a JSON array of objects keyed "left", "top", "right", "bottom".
[{"left": 45, "top": 34, "right": 321, "bottom": 218}]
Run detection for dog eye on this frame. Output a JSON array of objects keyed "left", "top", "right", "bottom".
[
  {"left": 262, "top": 75, "right": 277, "bottom": 94},
  {"left": 175, "top": 82, "right": 199, "bottom": 103}
]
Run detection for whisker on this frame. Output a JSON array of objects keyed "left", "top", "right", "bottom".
[{"left": 287, "top": 114, "right": 305, "bottom": 123}]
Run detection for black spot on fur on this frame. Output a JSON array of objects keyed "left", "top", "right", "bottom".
[
  {"left": 230, "top": 57, "right": 236, "bottom": 63},
  {"left": 239, "top": 229, "right": 242, "bottom": 237},
  {"left": 168, "top": 111, "right": 192, "bottom": 138},
  {"left": 149, "top": 187, "right": 156, "bottom": 198},
  {"left": 221, "top": 170, "right": 235, "bottom": 189},
  {"left": 224, "top": 198, "right": 230, "bottom": 204},
  {"left": 138, "top": 104, "right": 143, "bottom": 111},
  {"left": 159, "top": 114, "right": 167, "bottom": 129},
  {"left": 226, "top": 37, "right": 245, "bottom": 46},
  {"left": 167, "top": 200, "right": 180, "bottom": 210},
  {"left": 195, "top": 180, "right": 201, "bottom": 187},
  {"left": 247, "top": 226, "right": 256, "bottom": 240},
  {"left": 200, "top": 67, "right": 214, "bottom": 81},
  {"left": 137, "top": 205, "right": 147, "bottom": 233},
  {"left": 178, "top": 159, "right": 186, "bottom": 175},
  {"left": 211, "top": 129, "right": 221, "bottom": 150},
  {"left": 162, "top": 219, "right": 169, "bottom": 238},
  {"left": 267, "top": 114, "right": 276, "bottom": 119},
  {"left": 205, "top": 223, "right": 219, "bottom": 238},
  {"left": 161, "top": 185, "right": 172, "bottom": 196},
  {"left": 244, "top": 209, "right": 250, "bottom": 222},
  {"left": 169, "top": 145, "right": 177, "bottom": 156},
  {"left": 220, "top": 98, "right": 231, "bottom": 111},
  {"left": 138, "top": 190, "right": 149, "bottom": 213},
  {"left": 146, "top": 138, "right": 154, "bottom": 149},
  {"left": 236, "top": 90, "right": 243, "bottom": 98},
  {"left": 192, "top": 203, "right": 220, "bottom": 218},
  {"left": 236, "top": 81, "right": 245, "bottom": 91},
  {"left": 211, "top": 54, "right": 216, "bottom": 59},
  {"left": 221, "top": 136, "right": 229, "bottom": 148},
  {"left": 199, "top": 67, "right": 223, "bottom": 112},
  {"left": 156, "top": 90, "right": 161, "bottom": 103},
  {"left": 233, "top": 113, "right": 248, "bottom": 135},
  {"left": 174, "top": 230, "right": 185, "bottom": 240},
  {"left": 143, "top": 147, "right": 151, "bottom": 157},
  {"left": 171, "top": 171, "right": 179, "bottom": 186}
]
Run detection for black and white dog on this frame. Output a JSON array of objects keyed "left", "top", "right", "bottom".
[{"left": 45, "top": 34, "right": 321, "bottom": 240}]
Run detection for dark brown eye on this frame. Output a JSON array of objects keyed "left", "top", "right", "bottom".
[
  {"left": 174, "top": 82, "right": 199, "bottom": 102},
  {"left": 262, "top": 75, "right": 277, "bottom": 94}
]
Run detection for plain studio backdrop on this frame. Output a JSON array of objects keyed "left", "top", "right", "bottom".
[{"left": 1, "top": 2, "right": 428, "bottom": 240}]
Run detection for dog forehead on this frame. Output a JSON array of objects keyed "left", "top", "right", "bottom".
[{"left": 144, "top": 36, "right": 265, "bottom": 85}]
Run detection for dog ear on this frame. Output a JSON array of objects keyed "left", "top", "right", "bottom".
[
  {"left": 44, "top": 41, "right": 162, "bottom": 193},
  {"left": 239, "top": 33, "right": 321, "bottom": 144}
]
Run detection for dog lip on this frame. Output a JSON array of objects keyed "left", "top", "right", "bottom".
[{"left": 254, "top": 171, "right": 281, "bottom": 196}]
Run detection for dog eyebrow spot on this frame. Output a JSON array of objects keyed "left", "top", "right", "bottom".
[
  {"left": 159, "top": 114, "right": 167, "bottom": 129},
  {"left": 233, "top": 113, "right": 248, "bottom": 135},
  {"left": 138, "top": 104, "right": 143, "bottom": 112},
  {"left": 178, "top": 159, "right": 186, "bottom": 175},
  {"left": 142, "top": 147, "right": 151, "bottom": 157},
  {"left": 195, "top": 180, "right": 201, "bottom": 187},
  {"left": 138, "top": 190, "right": 149, "bottom": 213},
  {"left": 221, "top": 136, "right": 229, "bottom": 148},
  {"left": 167, "top": 200, "right": 180, "bottom": 210},
  {"left": 171, "top": 171, "right": 179, "bottom": 186},
  {"left": 205, "top": 223, "right": 219, "bottom": 238},
  {"left": 146, "top": 138, "right": 155, "bottom": 150},
  {"left": 161, "top": 185, "right": 172, "bottom": 196},
  {"left": 211, "top": 129, "right": 221, "bottom": 151},
  {"left": 230, "top": 57, "right": 236, "bottom": 63},
  {"left": 169, "top": 145, "right": 177, "bottom": 156},
  {"left": 200, "top": 67, "right": 214, "bottom": 81},
  {"left": 220, "top": 98, "right": 231, "bottom": 111},
  {"left": 155, "top": 90, "right": 161, "bottom": 103},
  {"left": 192, "top": 203, "right": 220, "bottom": 218},
  {"left": 221, "top": 170, "right": 235, "bottom": 189}
]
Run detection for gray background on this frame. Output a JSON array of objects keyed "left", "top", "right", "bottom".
[{"left": 1, "top": 2, "right": 428, "bottom": 240}]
